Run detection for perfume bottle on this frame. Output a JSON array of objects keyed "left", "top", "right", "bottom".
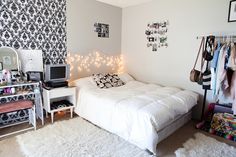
[
  {"left": 11, "top": 87, "right": 16, "bottom": 94},
  {"left": 6, "top": 71, "right": 12, "bottom": 84}
]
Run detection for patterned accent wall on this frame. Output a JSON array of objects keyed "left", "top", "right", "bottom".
[{"left": 0, "top": 0, "right": 67, "bottom": 64}]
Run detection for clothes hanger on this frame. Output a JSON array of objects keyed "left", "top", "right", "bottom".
[
  {"left": 223, "top": 36, "right": 227, "bottom": 45},
  {"left": 219, "top": 36, "right": 222, "bottom": 43},
  {"left": 226, "top": 36, "right": 231, "bottom": 46},
  {"left": 230, "top": 36, "right": 234, "bottom": 47},
  {"left": 213, "top": 39, "right": 217, "bottom": 52}
]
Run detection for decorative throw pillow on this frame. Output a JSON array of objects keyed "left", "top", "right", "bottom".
[
  {"left": 92, "top": 73, "right": 125, "bottom": 89},
  {"left": 107, "top": 73, "right": 125, "bottom": 87},
  {"left": 92, "top": 73, "right": 109, "bottom": 89}
]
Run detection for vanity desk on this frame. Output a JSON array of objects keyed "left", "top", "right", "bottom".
[
  {"left": 0, "top": 82, "right": 44, "bottom": 138},
  {"left": 0, "top": 46, "right": 44, "bottom": 137}
]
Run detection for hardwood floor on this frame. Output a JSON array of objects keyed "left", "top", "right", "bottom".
[{"left": 0, "top": 114, "right": 236, "bottom": 157}]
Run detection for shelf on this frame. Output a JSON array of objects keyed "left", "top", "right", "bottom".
[
  {"left": 0, "top": 81, "right": 43, "bottom": 138},
  {"left": 0, "top": 120, "right": 29, "bottom": 129},
  {"left": 49, "top": 106, "right": 74, "bottom": 113},
  {"left": 0, "top": 82, "right": 39, "bottom": 89},
  {"left": 0, "top": 125, "right": 35, "bottom": 138},
  {"left": 0, "top": 92, "right": 35, "bottom": 99}
]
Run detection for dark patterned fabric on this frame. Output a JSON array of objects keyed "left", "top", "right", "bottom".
[
  {"left": 0, "top": 109, "right": 29, "bottom": 126},
  {"left": 0, "top": 0, "right": 67, "bottom": 64},
  {"left": 50, "top": 100, "right": 73, "bottom": 110},
  {"left": 93, "top": 73, "right": 125, "bottom": 89}
]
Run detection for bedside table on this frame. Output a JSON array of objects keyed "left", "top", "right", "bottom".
[{"left": 42, "top": 86, "right": 76, "bottom": 123}]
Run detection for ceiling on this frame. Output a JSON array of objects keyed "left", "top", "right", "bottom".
[{"left": 96, "top": 0, "right": 153, "bottom": 8}]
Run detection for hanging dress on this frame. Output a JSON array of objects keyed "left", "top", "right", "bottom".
[
  {"left": 215, "top": 44, "right": 229, "bottom": 99},
  {"left": 228, "top": 43, "right": 236, "bottom": 70},
  {"left": 231, "top": 71, "right": 236, "bottom": 115},
  {"left": 211, "top": 41, "right": 221, "bottom": 96}
]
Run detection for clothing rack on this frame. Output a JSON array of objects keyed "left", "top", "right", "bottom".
[
  {"left": 196, "top": 35, "right": 235, "bottom": 120},
  {"left": 196, "top": 35, "right": 236, "bottom": 40},
  {"left": 201, "top": 62, "right": 209, "bottom": 120}
]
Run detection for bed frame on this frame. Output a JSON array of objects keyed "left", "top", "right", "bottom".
[
  {"left": 157, "top": 110, "right": 192, "bottom": 143},
  {"left": 81, "top": 110, "right": 192, "bottom": 156},
  {"left": 154, "top": 110, "right": 192, "bottom": 155}
]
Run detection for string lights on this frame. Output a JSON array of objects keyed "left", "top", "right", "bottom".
[{"left": 66, "top": 51, "right": 124, "bottom": 79}]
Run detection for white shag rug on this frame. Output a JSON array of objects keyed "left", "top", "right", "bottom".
[
  {"left": 175, "top": 133, "right": 236, "bottom": 157},
  {"left": 17, "top": 117, "right": 151, "bottom": 157}
]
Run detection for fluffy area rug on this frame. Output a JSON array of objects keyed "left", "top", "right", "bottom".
[
  {"left": 17, "top": 117, "right": 151, "bottom": 157},
  {"left": 175, "top": 133, "right": 236, "bottom": 157}
]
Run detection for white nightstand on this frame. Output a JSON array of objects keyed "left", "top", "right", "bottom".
[{"left": 42, "top": 86, "right": 76, "bottom": 123}]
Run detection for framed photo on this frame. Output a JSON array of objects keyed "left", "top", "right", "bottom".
[
  {"left": 228, "top": 0, "right": 236, "bottom": 22},
  {"left": 2, "top": 56, "right": 11, "bottom": 65},
  {"left": 0, "top": 62, "right": 2, "bottom": 70},
  {"left": 94, "top": 22, "right": 109, "bottom": 38}
]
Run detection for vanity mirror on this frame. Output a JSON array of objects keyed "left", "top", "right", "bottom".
[{"left": 0, "top": 46, "right": 20, "bottom": 72}]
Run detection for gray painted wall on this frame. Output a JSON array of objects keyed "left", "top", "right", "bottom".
[{"left": 66, "top": 0, "right": 122, "bottom": 80}]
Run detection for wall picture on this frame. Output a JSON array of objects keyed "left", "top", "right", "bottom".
[
  {"left": 94, "top": 23, "right": 109, "bottom": 38},
  {"left": 2, "top": 56, "right": 11, "bottom": 65},
  {"left": 145, "top": 20, "right": 169, "bottom": 52},
  {"left": 228, "top": 0, "right": 236, "bottom": 22}
]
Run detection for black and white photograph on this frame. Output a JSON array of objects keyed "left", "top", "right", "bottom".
[
  {"left": 94, "top": 23, "right": 109, "bottom": 38},
  {"left": 148, "top": 37, "right": 155, "bottom": 42},
  {"left": 2, "top": 56, "right": 11, "bottom": 65},
  {"left": 228, "top": 0, "right": 236, "bottom": 22},
  {"left": 152, "top": 43, "right": 157, "bottom": 51}
]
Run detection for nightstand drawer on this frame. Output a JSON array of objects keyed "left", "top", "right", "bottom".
[{"left": 49, "top": 87, "right": 75, "bottom": 99}]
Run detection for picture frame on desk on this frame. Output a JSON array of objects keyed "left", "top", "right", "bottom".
[
  {"left": 228, "top": 0, "right": 236, "bottom": 22},
  {"left": 0, "top": 62, "right": 2, "bottom": 70}
]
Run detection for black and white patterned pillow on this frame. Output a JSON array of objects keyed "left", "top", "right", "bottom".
[
  {"left": 92, "top": 73, "right": 111, "bottom": 89},
  {"left": 92, "top": 73, "right": 125, "bottom": 89},
  {"left": 107, "top": 74, "right": 125, "bottom": 87}
]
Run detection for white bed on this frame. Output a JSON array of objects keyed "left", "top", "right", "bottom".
[{"left": 72, "top": 74, "right": 198, "bottom": 155}]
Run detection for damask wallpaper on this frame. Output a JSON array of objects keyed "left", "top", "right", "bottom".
[
  {"left": 0, "top": 0, "right": 67, "bottom": 126},
  {"left": 0, "top": 0, "right": 67, "bottom": 64}
]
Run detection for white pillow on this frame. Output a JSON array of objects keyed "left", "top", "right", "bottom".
[
  {"left": 70, "top": 73, "right": 134, "bottom": 89},
  {"left": 70, "top": 77, "right": 96, "bottom": 89},
  {"left": 118, "top": 73, "right": 134, "bottom": 83}
]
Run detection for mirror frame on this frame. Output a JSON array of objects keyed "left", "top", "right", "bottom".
[{"left": 0, "top": 46, "right": 20, "bottom": 72}]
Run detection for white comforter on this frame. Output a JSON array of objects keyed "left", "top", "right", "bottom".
[{"left": 73, "top": 77, "right": 198, "bottom": 154}]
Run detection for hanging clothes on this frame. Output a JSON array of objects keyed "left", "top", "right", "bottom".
[
  {"left": 211, "top": 41, "right": 221, "bottom": 97},
  {"left": 195, "top": 36, "right": 236, "bottom": 116},
  {"left": 215, "top": 44, "right": 227, "bottom": 99},
  {"left": 227, "top": 43, "right": 236, "bottom": 70},
  {"left": 222, "top": 46, "right": 231, "bottom": 92},
  {"left": 202, "top": 36, "right": 215, "bottom": 90},
  {"left": 230, "top": 71, "right": 236, "bottom": 115},
  {"left": 224, "top": 45, "right": 231, "bottom": 70}
]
